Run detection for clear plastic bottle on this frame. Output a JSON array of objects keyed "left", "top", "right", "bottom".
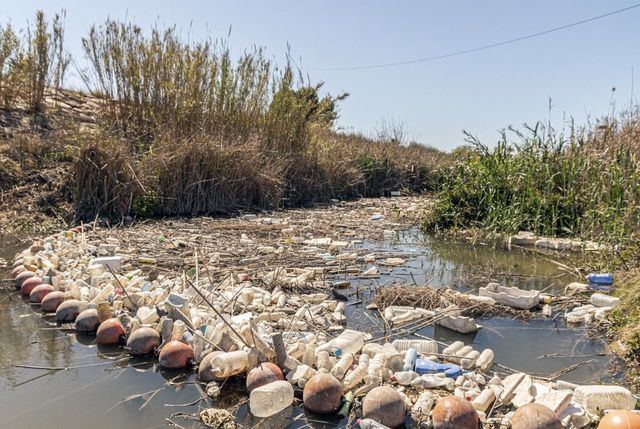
[
  {"left": 392, "top": 339, "right": 438, "bottom": 354},
  {"left": 316, "top": 350, "right": 333, "bottom": 373},
  {"left": 394, "top": 370, "right": 419, "bottom": 385},
  {"left": 331, "top": 352, "right": 354, "bottom": 380},
  {"left": 249, "top": 380, "right": 294, "bottom": 417},
  {"left": 362, "top": 343, "right": 383, "bottom": 357},
  {"left": 343, "top": 366, "right": 368, "bottom": 391},
  {"left": 453, "top": 345, "right": 474, "bottom": 362},
  {"left": 358, "top": 418, "right": 391, "bottom": 429},
  {"left": 319, "top": 329, "right": 367, "bottom": 355},
  {"left": 367, "top": 352, "right": 388, "bottom": 383},
  {"left": 476, "top": 349, "right": 494, "bottom": 371},
  {"left": 302, "top": 343, "right": 317, "bottom": 367},
  {"left": 171, "top": 320, "right": 186, "bottom": 341},
  {"left": 210, "top": 350, "right": 249, "bottom": 378},
  {"left": 590, "top": 293, "right": 620, "bottom": 308},
  {"left": 411, "top": 374, "right": 455, "bottom": 390}
]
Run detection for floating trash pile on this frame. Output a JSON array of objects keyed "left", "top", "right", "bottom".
[{"left": 6, "top": 198, "right": 637, "bottom": 428}]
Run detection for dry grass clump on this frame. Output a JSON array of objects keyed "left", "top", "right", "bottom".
[{"left": 375, "top": 284, "right": 528, "bottom": 319}]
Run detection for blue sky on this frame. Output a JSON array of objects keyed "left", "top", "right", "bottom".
[{"left": 2, "top": 1, "right": 639, "bottom": 150}]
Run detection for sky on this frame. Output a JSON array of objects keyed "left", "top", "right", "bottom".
[{"left": 1, "top": 1, "right": 639, "bottom": 151}]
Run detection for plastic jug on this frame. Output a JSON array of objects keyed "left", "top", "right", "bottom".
[
  {"left": 574, "top": 385, "right": 636, "bottom": 413},
  {"left": 210, "top": 350, "right": 249, "bottom": 379},
  {"left": 249, "top": 380, "right": 294, "bottom": 417}
]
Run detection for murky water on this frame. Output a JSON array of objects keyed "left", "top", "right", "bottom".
[{"left": 0, "top": 230, "right": 618, "bottom": 429}]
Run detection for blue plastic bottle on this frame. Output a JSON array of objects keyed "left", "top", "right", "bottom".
[
  {"left": 403, "top": 348, "right": 418, "bottom": 372},
  {"left": 415, "top": 358, "right": 462, "bottom": 378}
]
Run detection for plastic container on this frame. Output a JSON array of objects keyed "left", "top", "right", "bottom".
[
  {"left": 460, "top": 350, "right": 480, "bottom": 369},
  {"left": 411, "top": 391, "right": 435, "bottom": 419},
  {"left": 586, "top": 273, "right": 613, "bottom": 286},
  {"left": 394, "top": 370, "right": 419, "bottom": 385},
  {"left": 358, "top": 418, "right": 391, "bottom": 429},
  {"left": 442, "top": 341, "right": 464, "bottom": 356},
  {"left": 324, "top": 329, "right": 367, "bottom": 355},
  {"left": 362, "top": 343, "right": 383, "bottom": 357},
  {"left": 393, "top": 339, "right": 435, "bottom": 354},
  {"left": 331, "top": 352, "right": 354, "bottom": 380},
  {"left": 403, "top": 348, "right": 417, "bottom": 371},
  {"left": 343, "top": 365, "right": 368, "bottom": 391},
  {"left": 249, "top": 380, "right": 294, "bottom": 417},
  {"left": 316, "top": 350, "right": 333, "bottom": 373},
  {"left": 302, "top": 343, "right": 317, "bottom": 367},
  {"left": 574, "top": 385, "right": 636, "bottom": 413},
  {"left": 476, "top": 348, "right": 494, "bottom": 371},
  {"left": 415, "top": 358, "right": 462, "bottom": 378},
  {"left": 209, "top": 350, "right": 249, "bottom": 379},
  {"left": 590, "top": 293, "right": 620, "bottom": 308},
  {"left": 410, "top": 374, "right": 455, "bottom": 389},
  {"left": 471, "top": 388, "right": 496, "bottom": 413}
]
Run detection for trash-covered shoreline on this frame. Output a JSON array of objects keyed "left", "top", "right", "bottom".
[{"left": 5, "top": 197, "right": 637, "bottom": 428}]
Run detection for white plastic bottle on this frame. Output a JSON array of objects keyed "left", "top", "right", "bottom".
[
  {"left": 476, "top": 348, "right": 495, "bottom": 371},
  {"left": 210, "top": 350, "right": 249, "bottom": 378},
  {"left": 302, "top": 343, "right": 316, "bottom": 367},
  {"left": 331, "top": 352, "right": 354, "bottom": 380},
  {"left": 343, "top": 366, "right": 368, "bottom": 391},
  {"left": 362, "top": 343, "right": 383, "bottom": 357},
  {"left": 392, "top": 339, "right": 438, "bottom": 354},
  {"left": 249, "top": 380, "right": 294, "bottom": 417},
  {"left": 460, "top": 350, "right": 480, "bottom": 369},
  {"left": 394, "top": 370, "right": 419, "bottom": 385},
  {"left": 442, "top": 341, "right": 464, "bottom": 356},
  {"left": 471, "top": 387, "right": 496, "bottom": 413},
  {"left": 411, "top": 391, "right": 435, "bottom": 420},
  {"left": 327, "top": 329, "right": 367, "bottom": 354}
]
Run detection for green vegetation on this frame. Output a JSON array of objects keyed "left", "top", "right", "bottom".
[{"left": 424, "top": 114, "right": 640, "bottom": 249}]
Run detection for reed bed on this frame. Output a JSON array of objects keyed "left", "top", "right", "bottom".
[{"left": 424, "top": 113, "right": 640, "bottom": 250}]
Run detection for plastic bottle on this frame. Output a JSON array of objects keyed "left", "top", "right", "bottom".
[
  {"left": 460, "top": 350, "right": 480, "bottom": 369},
  {"left": 411, "top": 391, "right": 435, "bottom": 419},
  {"left": 394, "top": 370, "right": 419, "bottom": 385},
  {"left": 586, "top": 273, "right": 613, "bottom": 286},
  {"left": 471, "top": 388, "right": 496, "bottom": 413},
  {"left": 362, "top": 343, "right": 383, "bottom": 358},
  {"left": 476, "top": 349, "right": 495, "bottom": 371},
  {"left": 442, "top": 341, "right": 464, "bottom": 356},
  {"left": 171, "top": 320, "right": 186, "bottom": 341},
  {"left": 411, "top": 374, "right": 455, "bottom": 390},
  {"left": 249, "top": 380, "right": 294, "bottom": 417},
  {"left": 392, "top": 339, "right": 438, "bottom": 354},
  {"left": 367, "top": 352, "right": 388, "bottom": 383},
  {"left": 302, "top": 343, "right": 316, "bottom": 367},
  {"left": 331, "top": 352, "right": 354, "bottom": 380},
  {"left": 453, "top": 345, "right": 474, "bottom": 362},
  {"left": 316, "top": 350, "right": 333, "bottom": 373},
  {"left": 403, "top": 348, "right": 417, "bottom": 371},
  {"left": 343, "top": 366, "right": 368, "bottom": 391},
  {"left": 590, "top": 293, "right": 620, "bottom": 308},
  {"left": 322, "top": 329, "right": 367, "bottom": 355},
  {"left": 573, "top": 385, "right": 636, "bottom": 413},
  {"left": 358, "top": 418, "right": 391, "bottom": 429},
  {"left": 210, "top": 350, "right": 249, "bottom": 378}
]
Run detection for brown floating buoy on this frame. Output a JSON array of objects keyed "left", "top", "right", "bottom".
[
  {"left": 126, "top": 327, "right": 161, "bottom": 355},
  {"left": 362, "top": 386, "right": 406, "bottom": 428},
  {"left": 511, "top": 403, "right": 562, "bottom": 429},
  {"left": 14, "top": 270, "right": 36, "bottom": 288},
  {"left": 197, "top": 351, "right": 224, "bottom": 382},
  {"left": 20, "top": 276, "right": 43, "bottom": 295},
  {"left": 158, "top": 340, "right": 194, "bottom": 369},
  {"left": 96, "top": 318, "right": 126, "bottom": 345},
  {"left": 56, "top": 299, "right": 83, "bottom": 323},
  {"left": 303, "top": 373, "right": 343, "bottom": 414},
  {"left": 598, "top": 410, "right": 640, "bottom": 429},
  {"left": 246, "top": 362, "right": 285, "bottom": 392},
  {"left": 11, "top": 265, "right": 25, "bottom": 278},
  {"left": 432, "top": 395, "right": 479, "bottom": 429},
  {"left": 29, "top": 284, "right": 55, "bottom": 303},
  {"left": 76, "top": 309, "right": 100, "bottom": 332},
  {"left": 41, "top": 291, "right": 67, "bottom": 312}
]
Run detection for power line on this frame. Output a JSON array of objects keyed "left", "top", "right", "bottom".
[{"left": 308, "top": 3, "right": 640, "bottom": 71}]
